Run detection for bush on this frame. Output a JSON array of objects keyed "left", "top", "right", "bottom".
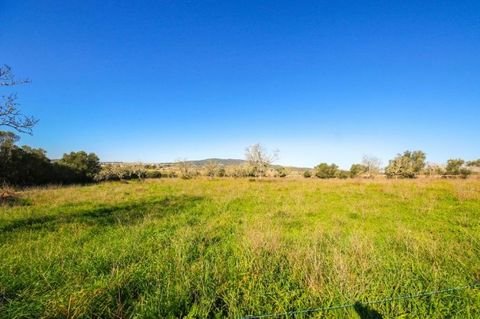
[
  {"left": 0, "top": 184, "right": 18, "bottom": 205},
  {"left": 459, "top": 168, "right": 472, "bottom": 179},
  {"left": 217, "top": 167, "right": 226, "bottom": 177},
  {"left": 94, "top": 165, "right": 147, "bottom": 182},
  {"left": 276, "top": 167, "right": 287, "bottom": 178},
  {"left": 303, "top": 170, "right": 312, "bottom": 178},
  {"left": 167, "top": 171, "right": 177, "bottom": 178},
  {"left": 335, "top": 170, "right": 349, "bottom": 179},
  {"left": 146, "top": 170, "right": 162, "bottom": 179}
]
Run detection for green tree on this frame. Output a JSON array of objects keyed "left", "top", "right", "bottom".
[
  {"left": 385, "top": 150, "right": 426, "bottom": 178},
  {"left": 349, "top": 164, "right": 367, "bottom": 178},
  {"left": 0, "top": 131, "right": 19, "bottom": 146},
  {"left": 58, "top": 151, "right": 101, "bottom": 182},
  {"left": 0, "top": 135, "right": 61, "bottom": 185},
  {"left": 444, "top": 159, "right": 471, "bottom": 178},
  {"left": 467, "top": 159, "right": 480, "bottom": 167},
  {"left": 314, "top": 163, "right": 338, "bottom": 179},
  {"left": 217, "top": 167, "right": 226, "bottom": 177}
]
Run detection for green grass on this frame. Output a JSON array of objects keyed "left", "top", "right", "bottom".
[{"left": 1, "top": 179, "right": 480, "bottom": 318}]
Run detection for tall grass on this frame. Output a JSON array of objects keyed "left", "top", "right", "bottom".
[{"left": 1, "top": 179, "right": 479, "bottom": 318}]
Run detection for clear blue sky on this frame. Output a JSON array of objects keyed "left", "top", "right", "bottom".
[{"left": 1, "top": 0, "right": 479, "bottom": 168}]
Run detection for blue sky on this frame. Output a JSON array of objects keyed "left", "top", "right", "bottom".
[{"left": 1, "top": 0, "right": 479, "bottom": 168}]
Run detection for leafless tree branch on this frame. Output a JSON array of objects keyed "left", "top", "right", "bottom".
[
  {"left": 0, "top": 94, "right": 38, "bottom": 135},
  {"left": 0, "top": 65, "right": 37, "bottom": 134},
  {"left": 0, "top": 65, "right": 30, "bottom": 87}
]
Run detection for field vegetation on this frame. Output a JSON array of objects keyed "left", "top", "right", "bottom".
[{"left": 1, "top": 178, "right": 479, "bottom": 318}]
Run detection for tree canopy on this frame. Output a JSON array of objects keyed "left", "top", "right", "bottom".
[
  {"left": 314, "top": 163, "right": 338, "bottom": 179},
  {"left": 385, "top": 150, "right": 426, "bottom": 178}
]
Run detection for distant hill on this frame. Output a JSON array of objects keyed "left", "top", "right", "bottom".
[
  {"left": 102, "top": 158, "right": 311, "bottom": 170},
  {"left": 181, "top": 158, "right": 247, "bottom": 166},
  {"left": 169, "top": 158, "right": 310, "bottom": 170}
]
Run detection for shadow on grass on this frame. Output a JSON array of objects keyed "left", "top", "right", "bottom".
[
  {"left": 0, "top": 195, "right": 204, "bottom": 234},
  {"left": 354, "top": 302, "right": 383, "bottom": 319},
  {"left": 0, "top": 197, "right": 32, "bottom": 207}
]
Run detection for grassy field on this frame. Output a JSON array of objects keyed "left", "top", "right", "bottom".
[{"left": 1, "top": 179, "right": 479, "bottom": 318}]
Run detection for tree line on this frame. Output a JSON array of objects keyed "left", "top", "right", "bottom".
[
  {"left": 1, "top": 136, "right": 478, "bottom": 186},
  {"left": 1, "top": 65, "right": 478, "bottom": 186},
  {"left": 0, "top": 133, "right": 101, "bottom": 185},
  {"left": 308, "top": 151, "right": 477, "bottom": 180}
]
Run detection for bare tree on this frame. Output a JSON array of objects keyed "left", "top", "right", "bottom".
[
  {"left": 245, "top": 143, "right": 279, "bottom": 178},
  {"left": 1, "top": 65, "right": 38, "bottom": 134},
  {"left": 176, "top": 158, "right": 194, "bottom": 179},
  {"left": 424, "top": 162, "right": 444, "bottom": 177},
  {"left": 361, "top": 155, "right": 382, "bottom": 178},
  {"left": 204, "top": 160, "right": 219, "bottom": 178}
]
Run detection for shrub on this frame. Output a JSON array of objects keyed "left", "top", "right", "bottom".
[
  {"left": 167, "top": 171, "right": 178, "bottom": 178},
  {"left": 276, "top": 167, "right": 287, "bottom": 178},
  {"left": 303, "top": 170, "right": 312, "bottom": 178},
  {"left": 146, "top": 170, "right": 162, "bottom": 179},
  {"left": 424, "top": 164, "right": 445, "bottom": 176},
  {"left": 335, "top": 170, "right": 349, "bottom": 179},
  {"left": 0, "top": 184, "right": 18, "bottom": 205},
  {"left": 94, "top": 165, "right": 147, "bottom": 182},
  {"left": 217, "top": 167, "right": 226, "bottom": 177}
]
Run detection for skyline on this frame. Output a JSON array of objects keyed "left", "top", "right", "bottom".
[{"left": 1, "top": 0, "right": 479, "bottom": 168}]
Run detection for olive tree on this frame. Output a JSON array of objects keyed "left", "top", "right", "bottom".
[
  {"left": 303, "top": 170, "right": 312, "bottom": 178},
  {"left": 467, "top": 159, "right": 480, "bottom": 167},
  {"left": 314, "top": 163, "right": 338, "bottom": 179},
  {"left": 349, "top": 163, "right": 368, "bottom": 178},
  {"left": 385, "top": 150, "right": 426, "bottom": 178},
  {"left": 444, "top": 159, "right": 471, "bottom": 178}
]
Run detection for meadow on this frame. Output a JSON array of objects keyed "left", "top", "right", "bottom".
[{"left": 1, "top": 178, "right": 479, "bottom": 318}]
